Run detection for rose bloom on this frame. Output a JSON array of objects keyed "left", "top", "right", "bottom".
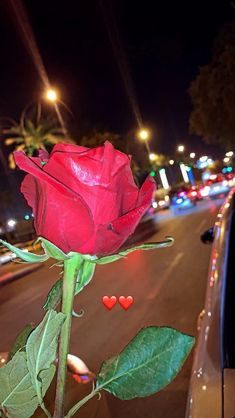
[{"left": 14, "top": 142, "right": 155, "bottom": 256}]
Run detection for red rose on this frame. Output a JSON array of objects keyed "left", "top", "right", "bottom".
[{"left": 14, "top": 142, "right": 155, "bottom": 256}]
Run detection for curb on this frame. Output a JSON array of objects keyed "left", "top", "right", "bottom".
[{"left": 0, "top": 264, "right": 43, "bottom": 286}]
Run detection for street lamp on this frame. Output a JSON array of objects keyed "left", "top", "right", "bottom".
[
  {"left": 177, "top": 144, "right": 185, "bottom": 153},
  {"left": 138, "top": 129, "right": 150, "bottom": 141},
  {"left": 223, "top": 157, "right": 230, "bottom": 164},
  {"left": 169, "top": 159, "right": 174, "bottom": 165},
  {"left": 45, "top": 88, "right": 58, "bottom": 102},
  {"left": 190, "top": 152, "right": 196, "bottom": 158},
  {"left": 149, "top": 153, "right": 157, "bottom": 162},
  {"left": 44, "top": 87, "right": 68, "bottom": 137},
  {"left": 137, "top": 128, "right": 151, "bottom": 154}
]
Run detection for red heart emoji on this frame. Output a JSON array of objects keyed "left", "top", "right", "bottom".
[
  {"left": 102, "top": 296, "right": 117, "bottom": 310},
  {"left": 118, "top": 296, "right": 134, "bottom": 310}
]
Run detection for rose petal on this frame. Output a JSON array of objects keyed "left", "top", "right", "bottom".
[
  {"left": 84, "top": 176, "right": 156, "bottom": 256},
  {"left": 44, "top": 142, "right": 138, "bottom": 224},
  {"left": 51, "top": 143, "right": 89, "bottom": 155},
  {"left": 14, "top": 151, "right": 83, "bottom": 200},
  {"left": 21, "top": 175, "right": 94, "bottom": 253}
]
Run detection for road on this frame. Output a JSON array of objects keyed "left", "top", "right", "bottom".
[{"left": 0, "top": 199, "right": 223, "bottom": 418}]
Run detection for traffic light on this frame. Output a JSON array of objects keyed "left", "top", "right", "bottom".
[
  {"left": 24, "top": 214, "right": 30, "bottom": 220},
  {"left": 150, "top": 171, "right": 156, "bottom": 177}
]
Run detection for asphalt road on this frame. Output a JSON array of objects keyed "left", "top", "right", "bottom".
[{"left": 0, "top": 199, "right": 223, "bottom": 418}]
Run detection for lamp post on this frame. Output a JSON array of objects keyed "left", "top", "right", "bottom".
[
  {"left": 44, "top": 87, "right": 68, "bottom": 137},
  {"left": 138, "top": 128, "right": 151, "bottom": 155}
]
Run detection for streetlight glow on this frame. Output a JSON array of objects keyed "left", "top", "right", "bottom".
[
  {"left": 177, "top": 144, "right": 185, "bottom": 153},
  {"left": 7, "top": 219, "right": 16, "bottom": 228},
  {"left": 225, "top": 151, "right": 233, "bottom": 157},
  {"left": 149, "top": 153, "right": 157, "bottom": 161},
  {"left": 190, "top": 152, "right": 196, "bottom": 158},
  {"left": 45, "top": 88, "right": 58, "bottom": 102},
  {"left": 138, "top": 129, "right": 149, "bottom": 141},
  {"left": 224, "top": 157, "right": 230, "bottom": 163},
  {"left": 169, "top": 159, "right": 174, "bottom": 165}
]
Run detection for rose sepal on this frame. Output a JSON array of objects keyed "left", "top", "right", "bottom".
[
  {"left": 0, "top": 239, "right": 49, "bottom": 263},
  {"left": 92, "top": 237, "right": 174, "bottom": 265}
]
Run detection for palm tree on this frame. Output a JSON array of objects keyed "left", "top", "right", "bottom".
[{"left": 2, "top": 106, "right": 74, "bottom": 169}]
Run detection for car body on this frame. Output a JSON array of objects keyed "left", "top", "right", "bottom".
[
  {"left": 169, "top": 187, "right": 196, "bottom": 211},
  {"left": 185, "top": 189, "right": 235, "bottom": 418},
  {"left": 204, "top": 174, "right": 230, "bottom": 199},
  {"left": 151, "top": 188, "right": 170, "bottom": 212},
  {"left": 187, "top": 185, "right": 203, "bottom": 201}
]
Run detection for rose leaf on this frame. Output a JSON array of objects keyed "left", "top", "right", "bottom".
[
  {"left": 8, "top": 324, "right": 34, "bottom": 361},
  {"left": 94, "top": 237, "right": 174, "bottom": 265},
  {"left": 0, "top": 239, "right": 49, "bottom": 263},
  {"left": 0, "top": 352, "right": 54, "bottom": 418},
  {"left": 38, "top": 237, "right": 71, "bottom": 261},
  {"left": 26, "top": 310, "right": 65, "bottom": 405},
  {"left": 96, "top": 326, "right": 194, "bottom": 400}
]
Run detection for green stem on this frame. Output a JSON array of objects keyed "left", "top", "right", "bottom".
[
  {"left": 65, "top": 389, "right": 99, "bottom": 418},
  {"left": 53, "top": 254, "right": 83, "bottom": 418}
]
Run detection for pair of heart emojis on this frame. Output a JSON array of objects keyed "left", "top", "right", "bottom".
[{"left": 102, "top": 296, "right": 134, "bottom": 310}]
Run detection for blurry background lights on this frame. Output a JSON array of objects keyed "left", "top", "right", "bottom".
[
  {"left": 45, "top": 88, "right": 58, "bottom": 102},
  {"left": 180, "top": 163, "right": 189, "bottom": 183},
  {"left": 149, "top": 153, "right": 157, "bottom": 161},
  {"left": 159, "top": 168, "right": 169, "bottom": 189},
  {"left": 138, "top": 128, "right": 149, "bottom": 141},
  {"left": 7, "top": 219, "right": 16, "bottom": 228},
  {"left": 223, "top": 157, "right": 230, "bottom": 163},
  {"left": 225, "top": 151, "right": 233, "bottom": 157},
  {"left": 199, "top": 155, "right": 208, "bottom": 162},
  {"left": 177, "top": 144, "right": 185, "bottom": 153},
  {"left": 169, "top": 159, "right": 174, "bottom": 165},
  {"left": 24, "top": 214, "right": 30, "bottom": 221},
  {"left": 190, "top": 152, "right": 196, "bottom": 158}
]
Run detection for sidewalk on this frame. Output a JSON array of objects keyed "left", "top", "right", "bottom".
[{"left": 0, "top": 263, "right": 42, "bottom": 286}]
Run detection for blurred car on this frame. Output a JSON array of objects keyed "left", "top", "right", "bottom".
[
  {"left": 204, "top": 174, "right": 230, "bottom": 199},
  {"left": 151, "top": 195, "right": 170, "bottom": 212},
  {"left": 187, "top": 185, "right": 203, "bottom": 201},
  {"left": 185, "top": 189, "right": 235, "bottom": 418},
  {"left": 169, "top": 187, "right": 196, "bottom": 211},
  {"left": 151, "top": 188, "right": 170, "bottom": 212}
]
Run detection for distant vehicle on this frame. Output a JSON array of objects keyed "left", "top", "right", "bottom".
[
  {"left": 151, "top": 188, "right": 170, "bottom": 212},
  {"left": 169, "top": 187, "right": 196, "bottom": 211},
  {"left": 187, "top": 185, "right": 203, "bottom": 202},
  {"left": 185, "top": 189, "right": 235, "bottom": 418},
  {"left": 204, "top": 174, "right": 230, "bottom": 199}
]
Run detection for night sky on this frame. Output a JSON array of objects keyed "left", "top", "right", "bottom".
[{"left": 0, "top": 0, "right": 233, "bottom": 158}]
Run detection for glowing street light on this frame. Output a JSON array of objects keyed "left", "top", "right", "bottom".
[
  {"left": 45, "top": 88, "right": 58, "bottom": 102},
  {"left": 190, "top": 152, "right": 196, "bottom": 158},
  {"left": 177, "top": 144, "right": 185, "bottom": 153},
  {"left": 225, "top": 151, "right": 233, "bottom": 157},
  {"left": 7, "top": 219, "right": 16, "bottom": 228},
  {"left": 149, "top": 153, "right": 157, "bottom": 161},
  {"left": 169, "top": 159, "right": 174, "bottom": 165},
  {"left": 138, "top": 129, "right": 150, "bottom": 141},
  {"left": 224, "top": 157, "right": 230, "bottom": 163}
]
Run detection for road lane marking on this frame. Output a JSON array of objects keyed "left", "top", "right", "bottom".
[
  {"left": 147, "top": 252, "right": 184, "bottom": 300},
  {"left": 194, "top": 219, "right": 207, "bottom": 234}
]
